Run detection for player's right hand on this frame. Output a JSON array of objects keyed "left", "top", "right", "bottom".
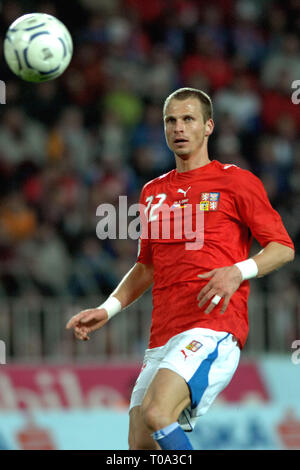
[{"left": 66, "top": 308, "right": 108, "bottom": 341}]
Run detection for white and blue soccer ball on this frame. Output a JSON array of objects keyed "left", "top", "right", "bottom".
[{"left": 4, "top": 13, "right": 73, "bottom": 82}]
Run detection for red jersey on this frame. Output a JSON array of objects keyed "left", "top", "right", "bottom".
[{"left": 137, "top": 160, "right": 294, "bottom": 349}]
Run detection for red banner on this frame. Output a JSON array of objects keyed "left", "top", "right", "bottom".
[{"left": 0, "top": 360, "right": 269, "bottom": 410}]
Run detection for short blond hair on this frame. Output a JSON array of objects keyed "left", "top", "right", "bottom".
[{"left": 163, "top": 87, "right": 213, "bottom": 122}]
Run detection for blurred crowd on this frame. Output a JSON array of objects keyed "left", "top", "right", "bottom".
[{"left": 0, "top": 0, "right": 299, "bottom": 351}]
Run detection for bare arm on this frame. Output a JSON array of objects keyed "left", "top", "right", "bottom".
[
  {"left": 251, "top": 241, "right": 294, "bottom": 277},
  {"left": 66, "top": 262, "right": 153, "bottom": 340},
  {"left": 197, "top": 241, "right": 294, "bottom": 314},
  {"left": 110, "top": 262, "right": 154, "bottom": 307}
]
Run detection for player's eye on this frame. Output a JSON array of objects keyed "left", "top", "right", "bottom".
[{"left": 184, "top": 116, "right": 193, "bottom": 121}]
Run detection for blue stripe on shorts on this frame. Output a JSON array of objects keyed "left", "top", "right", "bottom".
[{"left": 187, "top": 333, "right": 230, "bottom": 409}]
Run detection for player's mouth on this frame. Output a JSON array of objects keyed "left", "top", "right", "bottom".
[{"left": 174, "top": 138, "right": 189, "bottom": 145}]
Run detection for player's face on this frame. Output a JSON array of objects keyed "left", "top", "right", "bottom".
[{"left": 164, "top": 98, "right": 211, "bottom": 159}]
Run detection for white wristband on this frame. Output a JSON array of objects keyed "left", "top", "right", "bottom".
[
  {"left": 97, "top": 296, "right": 122, "bottom": 320},
  {"left": 234, "top": 259, "right": 258, "bottom": 281}
]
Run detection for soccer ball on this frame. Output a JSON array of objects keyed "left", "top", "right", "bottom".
[{"left": 4, "top": 13, "right": 73, "bottom": 83}]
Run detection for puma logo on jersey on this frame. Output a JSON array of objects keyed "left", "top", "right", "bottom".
[{"left": 177, "top": 186, "right": 191, "bottom": 197}]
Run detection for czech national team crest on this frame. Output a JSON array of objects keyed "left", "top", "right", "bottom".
[
  {"left": 200, "top": 192, "right": 220, "bottom": 211},
  {"left": 185, "top": 340, "right": 202, "bottom": 352}
]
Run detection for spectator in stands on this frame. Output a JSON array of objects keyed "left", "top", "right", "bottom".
[
  {"left": 0, "top": 107, "right": 47, "bottom": 167},
  {"left": 261, "top": 33, "right": 300, "bottom": 90},
  {"left": 131, "top": 103, "right": 173, "bottom": 172},
  {"left": 0, "top": 192, "right": 37, "bottom": 243},
  {"left": 71, "top": 236, "right": 119, "bottom": 297},
  {"left": 214, "top": 75, "right": 261, "bottom": 133},
  {"left": 24, "top": 224, "right": 72, "bottom": 296}
]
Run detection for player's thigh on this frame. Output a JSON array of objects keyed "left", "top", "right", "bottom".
[
  {"left": 128, "top": 406, "right": 160, "bottom": 450},
  {"left": 142, "top": 367, "right": 191, "bottom": 423}
]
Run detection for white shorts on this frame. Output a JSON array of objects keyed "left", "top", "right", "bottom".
[{"left": 129, "top": 327, "right": 240, "bottom": 431}]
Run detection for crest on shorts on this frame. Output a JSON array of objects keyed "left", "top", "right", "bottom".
[
  {"left": 200, "top": 192, "right": 220, "bottom": 211},
  {"left": 185, "top": 340, "right": 202, "bottom": 352}
]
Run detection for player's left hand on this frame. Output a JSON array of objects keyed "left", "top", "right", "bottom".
[{"left": 197, "top": 266, "right": 243, "bottom": 314}]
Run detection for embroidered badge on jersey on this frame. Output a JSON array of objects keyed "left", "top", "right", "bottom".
[
  {"left": 200, "top": 192, "right": 220, "bottom": 211},
  {"left": 185, "top": 340, "right": 202, "bottom": 352}
]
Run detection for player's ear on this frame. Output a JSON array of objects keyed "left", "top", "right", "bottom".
[{"left": 205, "top": 119, "right": 214, "bottom": 137}]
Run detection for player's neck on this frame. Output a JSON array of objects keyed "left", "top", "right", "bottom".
[{"left": 175, "top": 152, "right": 211, "bottom": 173}]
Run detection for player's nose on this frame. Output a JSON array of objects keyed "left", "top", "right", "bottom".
[{"left": 174, "top": 119, "right": 185, "bottom": 133}]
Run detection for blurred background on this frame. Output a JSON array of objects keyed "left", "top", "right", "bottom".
[{"left": 0, "top": 0, "right": 299, "bottom": 450}]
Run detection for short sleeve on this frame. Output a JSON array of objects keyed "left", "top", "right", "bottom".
[
  {"left": 235, "top": 170, "right": 294, "bottom": 249},
  {"left": 136, "top": 186, "right": 152, "bottom": 265}
]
